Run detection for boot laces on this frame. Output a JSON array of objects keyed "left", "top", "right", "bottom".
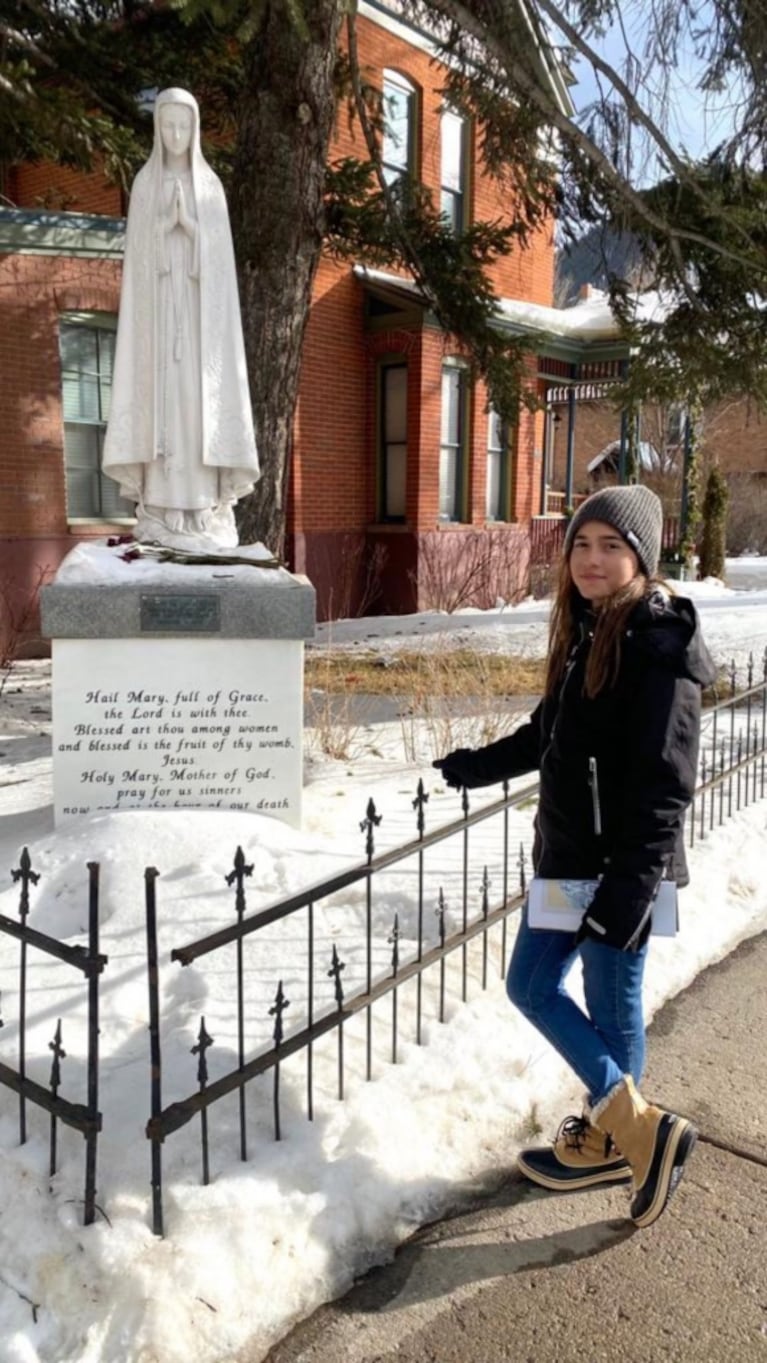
[
  {"left": 559, "top": 1115, "right": 589, "bottom": 1150},
  {"left": 559, "top": 1114, "right": 616, "bottom": 1158}
]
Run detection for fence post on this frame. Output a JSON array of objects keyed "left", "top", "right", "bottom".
[
  {"left": 84, "top": 861, "right": 100, "bottom": 1226},
  {"left": 413, "top": 780, "right": 428, "bottom": 1045},
  {"left": 360, "top": 798, "right": 381, "bottom": 1081},
  {"left": 145, "top": 867, "right": 164, "bottom": 1237},
  {"left": 225, "top": 847, "right": 253, "bottom": 1163},
  {"left": 12, "top": 847, "right": 39, "bottom": 1145}
]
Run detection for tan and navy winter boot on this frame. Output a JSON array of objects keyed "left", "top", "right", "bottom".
[
  {"left": 517, "top": 1113, "right": 631, "bottom": 1190},
  {"left": 591, "top": 1075, "right": 698, "bottom": 1227}
]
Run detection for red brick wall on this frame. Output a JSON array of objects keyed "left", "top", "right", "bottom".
[
  {"left": 9, "top": 162, "right": 123, "bottom": 216},
  {"left": 332, "top": 14, "right": 555, "bottom": 306},
  {"left": 0, "top": 252, "right": 122, "bottom": 547}
]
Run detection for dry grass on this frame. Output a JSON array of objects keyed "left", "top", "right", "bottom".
[
  {"left": 305, "top": 648, "right": 546, "bottom": 698},
  {"left": 305, "top": 644, "right": 545, "bottom": 762}
]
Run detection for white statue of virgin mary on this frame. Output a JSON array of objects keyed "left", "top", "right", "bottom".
[{"left": 103, "top": 87, "right": 260, "bottom": 550}]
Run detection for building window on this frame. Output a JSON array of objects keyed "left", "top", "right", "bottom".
[
  {"left": 382, "top": 71, "right": 417, "bottom": 188},
  {"left": 440, "top": 108, "right": 468, "bottom": 231},
  {"left": 486, "top": 407, "right": 508, "bottom": 521},
  {"left": 440, "top": 364, "right": 468, "bottom": 522},
  {"left": 59, "top": 318, "right": 133, "bottom": 520},
  {"left": 667, "top": 403, "right": 687, "bottom": 446},
  {"left": 379, "top": 362, "right": 408, "bottom": 521}
]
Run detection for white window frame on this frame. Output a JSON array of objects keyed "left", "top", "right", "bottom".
[
  {"left": 485, "top": 407, "right": 508, "bottom": 522},
  {"left": 379, "top": 360, "right": 408, "bottom": 522},
  {"left": 440, "top": 107, "right": 468, "bottom": 232},
  {"left": 382, "top": 70, "right": 417, "bottom": 187},
  {"left": 59, "top": 313, "right": 135, "bottom": 523},
  {"left": 439, "top": 362, "right": 469, "bottom": 523}
]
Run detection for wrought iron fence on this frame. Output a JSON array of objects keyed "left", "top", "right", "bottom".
[
  {"left": 143, "top": 650, "right": 767, "bottom": 1236},
  {"left": 0, "top": 853, "right": 107, "bottom": 1224},
  {"left": 2, "top": 657, "right": 764, "bottom": 1236}
]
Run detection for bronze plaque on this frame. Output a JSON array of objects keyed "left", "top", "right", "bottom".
[{"left": 140, "top": 594, "right": 221, "bottom": 633}]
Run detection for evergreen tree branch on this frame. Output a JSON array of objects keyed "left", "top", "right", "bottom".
[{"left": 422, "top": 0, "right": 763, "bottom": 280}]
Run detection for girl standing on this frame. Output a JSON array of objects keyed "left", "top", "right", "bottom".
[{"left": 434, "top": 485, "right": 715, "bottom": 1228}]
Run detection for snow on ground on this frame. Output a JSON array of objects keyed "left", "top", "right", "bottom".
[
  {"left": 314, "top": 557, "right": 767, "bottom": 676},
  {"left": 0, "top": 561, "right": 766, "bottom": 1363}
]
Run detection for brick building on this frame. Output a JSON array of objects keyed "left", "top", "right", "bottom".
[
  {"left": 540, "top": 289, "right": 767, "bottom": 531},
  {"left": 2, "top": 0, "right": 582, "bottom": 643}
]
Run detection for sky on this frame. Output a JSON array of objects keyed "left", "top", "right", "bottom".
[
  {"left": 1, "top": 557, "right": 766, "bottom": 1362},
  {"left": 562, "top": 3, "right": 740, "bottom": 172}
]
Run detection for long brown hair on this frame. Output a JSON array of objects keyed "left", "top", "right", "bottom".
[{"left": 546, "top": 553, "right": 669, "bottom": 700}]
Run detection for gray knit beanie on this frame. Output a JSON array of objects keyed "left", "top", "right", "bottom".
[{"left": 563, "top": 485, "right": 664, "bottom": 577}]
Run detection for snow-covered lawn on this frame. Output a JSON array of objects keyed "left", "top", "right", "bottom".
[{"left": 0, "top": 562, "right": 766, "bottom": 1363}]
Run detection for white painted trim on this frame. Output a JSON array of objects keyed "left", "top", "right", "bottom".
[{"left": 359, "top": 1, "right": 441, "bottom": 59}]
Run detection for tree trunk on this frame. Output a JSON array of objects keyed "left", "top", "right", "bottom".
[{"left": 230, "top": 0, "right": 345, "bottom": 557}]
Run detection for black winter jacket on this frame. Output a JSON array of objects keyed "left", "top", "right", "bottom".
[{"left": 440, "top": 594, "right": 716, "bottom": 948}]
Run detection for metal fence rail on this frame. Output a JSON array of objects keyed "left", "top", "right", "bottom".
[
  {"left": 0, "top": 853, "right": 107, "bottom": 1225},
  {"left": 144, "top": 652, "right": 767, "bottom": 1236},
  {"left": 3, "top": 658, "right": 764, "bottom": 1236}
]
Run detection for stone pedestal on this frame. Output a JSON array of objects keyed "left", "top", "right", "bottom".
[{"left": 41, "top": 544, "right": 315, "bottom": 827}]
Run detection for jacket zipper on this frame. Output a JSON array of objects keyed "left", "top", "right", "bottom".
[{"left": 588, "top": 756, "right": 602, "bottom": 836}]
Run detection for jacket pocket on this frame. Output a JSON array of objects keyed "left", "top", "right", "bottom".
[{"left": 588, "top": 756, "right": 602, "bottom": 836}]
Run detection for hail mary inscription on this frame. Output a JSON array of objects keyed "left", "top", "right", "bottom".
[{"left": 52, "top": 638, "right": 303, "bottom": 825}]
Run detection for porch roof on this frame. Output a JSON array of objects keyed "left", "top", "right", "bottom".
[
  {"left": 0, "top": 206, "right": 125, "bottom": 258},
  {"left": 353, "top": 265, "right": 664, "bottom": 367}
]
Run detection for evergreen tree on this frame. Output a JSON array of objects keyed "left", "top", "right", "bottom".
[{"left": 699, "top": 464, "right": 729, "bottom": 582}]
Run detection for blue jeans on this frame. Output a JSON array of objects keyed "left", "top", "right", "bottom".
[{"left": 506, "top": 905, "right": 648, "bottom": 1107}]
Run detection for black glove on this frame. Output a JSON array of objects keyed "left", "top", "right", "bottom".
[
  {"left": 432, "top": 749, "right": 481, "bottom": 790},
  {"left": 575, "top": 891, "right": 654, "bottom": 953}
]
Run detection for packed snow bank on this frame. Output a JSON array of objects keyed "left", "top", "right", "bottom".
[{"left": 0, "top": 766, "right": 765, "bottom": 1362}]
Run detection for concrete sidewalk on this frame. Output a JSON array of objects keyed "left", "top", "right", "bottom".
[{"left": 262, "top": 932, "right": 767, "bottom": 1363}]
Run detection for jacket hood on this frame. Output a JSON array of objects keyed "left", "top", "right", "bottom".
[{"left": 626, "top": 592, "right": 717, "bottom": 686}]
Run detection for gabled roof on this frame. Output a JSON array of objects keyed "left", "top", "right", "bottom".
[{"left": 587, "top": 440, "right": 660, "bottom": 474}]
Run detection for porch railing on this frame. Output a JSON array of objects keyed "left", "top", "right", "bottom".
[{"left": 533, "top": 509, "right": 683, "bottom": 564}]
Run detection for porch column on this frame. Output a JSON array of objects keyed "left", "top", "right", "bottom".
[
  {"left": 541, "top": 386, "right": 551, "bottom": 514},
  {"left": 680, "top": 410, "right": 693, "bottom": 543},
  {"left": 564, "top": 376, "right": 576, "bottom": 509},
  {"left": 618, "top": 359, "right": 629, "bottom": 482}
]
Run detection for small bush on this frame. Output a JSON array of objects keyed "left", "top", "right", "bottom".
[{"left": 699, "top": 465, "right": 728, "bottom": 580}]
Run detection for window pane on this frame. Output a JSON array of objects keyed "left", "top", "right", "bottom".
[
  {"left": 440, "top": 189, "right": 463, "bottom": 232},
  {"left": 98, "top": 330, "right": 115, "bottom": 419},
  {"left": 440, "top": 365, "right": 465, "bottom": 521},
  {"left": 439, "top": 447, "right": 459, "bottom": 520},
  {"left": 63, "top": 422, "right": 100, "bottom": 471},
  {"left": 99, "top": 472, "right": 133, "bottom": 519},
  {"left": 486, "top": 448, "right": 501, "bottom": 520},
  {"left": 441, "top": 110, "right": 464, "bottom": 190},
  {"left": 62, "top": 371, "right": 99, "bottom": 422},
  {"left": 386, "top": 443, "right": 407, "bottom": 518},
  {"left": 384, "top": 366, "right": 407, "bottom": 442},
  {"left": 60, "top": 325, "right": 96, "bottom": 375},
  {"left": 65, "top": 466, "right": 102, "bottom": 519},
  {"left": 60, "top": 319, "right": 129, "bottom": 519},
  {"left": 383, "top": 81, "right": 412, "bottom": 172},
  {"left": 488, "top": 407, "right": 503, "bottom": 453},
  {"left": 441, "top": 368, "right": 461, "bottom": 445}
]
